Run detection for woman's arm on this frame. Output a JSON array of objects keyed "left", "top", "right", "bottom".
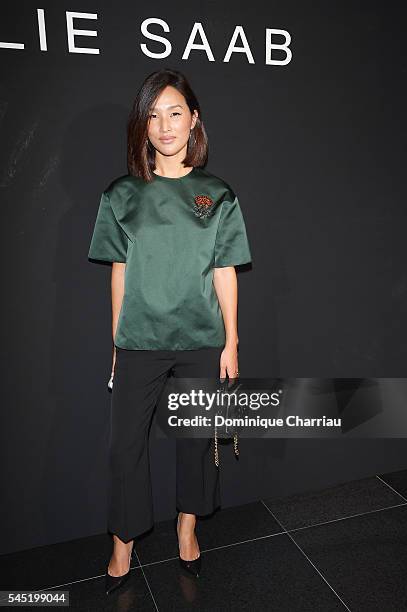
[
  {"left": 111, "top": 262, "right": 126, "bottom": 373},
  {"left": 213, "top": 266, "right": 239, "bottom": 379}
]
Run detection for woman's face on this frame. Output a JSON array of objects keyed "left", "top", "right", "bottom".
[{"left": 147, "top": 85, "right": 198, "bottom": 159}]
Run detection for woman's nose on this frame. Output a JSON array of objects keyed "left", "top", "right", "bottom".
[{"left": 160, "top": 118, "right": 171, "bottom": 132}]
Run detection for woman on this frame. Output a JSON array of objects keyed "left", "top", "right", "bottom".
[{"left": 88, "top": 68, "right": 252, "bottom": 595}]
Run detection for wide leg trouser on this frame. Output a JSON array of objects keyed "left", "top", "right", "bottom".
[{"left": 107, "top": 346, "right": 223, "bottom": 543}]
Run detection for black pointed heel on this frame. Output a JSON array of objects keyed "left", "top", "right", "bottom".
[
  {"left": 179, "top": 553, "right": 201, "bottom": 577},
  {"left": 176, "top": 513, "right": 201, "bottom": 578},
  {"left": 105, "top": 546, "right": 135, "bottom": 595}
]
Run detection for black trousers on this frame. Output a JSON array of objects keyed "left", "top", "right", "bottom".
[{"left": 108, "top": 346, "right": 223, "bottom": 543}]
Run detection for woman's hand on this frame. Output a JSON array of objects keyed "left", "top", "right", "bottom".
[
  {"left": 108, "top": 346, "right": 116, "bottom": 390},
  {"left": 219, "top": 342, "right": 239, "bottom": 381}
]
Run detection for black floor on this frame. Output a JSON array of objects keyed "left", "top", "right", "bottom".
[{"left": 2, "top": 469, "right": 407, "bottom": 611}]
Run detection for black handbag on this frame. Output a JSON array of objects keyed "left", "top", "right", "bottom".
[
  {"left": 213, "top": 378, "right": 246, "bottom": 467},
  {"left": 213, "top": 377, "right": 284, "bottom": 466}
]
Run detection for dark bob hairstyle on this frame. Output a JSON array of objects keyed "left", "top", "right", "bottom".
[{"left": 127, "top": 68, "right": 208, "bottom": 182}]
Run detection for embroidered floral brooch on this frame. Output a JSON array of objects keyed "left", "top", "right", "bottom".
[{"left": 193, "top": 195, "right": 214, "bottom": 218}]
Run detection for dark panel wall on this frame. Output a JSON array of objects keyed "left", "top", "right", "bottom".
[{"left": 1, "top": 0, "right": 406, "bottom": 554}]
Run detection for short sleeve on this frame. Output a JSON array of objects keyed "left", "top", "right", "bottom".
[
  {"left": 214, "top": 194, "right": 252, "bottom": 268},
  {"left": 88, "top": 191, "right": 128, "bottom": 263}
]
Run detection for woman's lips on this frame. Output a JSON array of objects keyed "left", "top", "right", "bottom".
[{"left": 160, "top": 137, "right": 175, "bottom": 143}]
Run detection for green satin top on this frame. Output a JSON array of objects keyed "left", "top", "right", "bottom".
[{"left": 88, "top": 166, "right": 252, "bottom": 350}]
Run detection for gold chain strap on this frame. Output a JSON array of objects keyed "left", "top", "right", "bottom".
[
  {"left": 214, "top": 427, "right": 240, "bottom": 467},
  {"left": 214, "top": 425, "right": 219, "bottom": 467},
  {"left": 233, "top": 432, "right": 239, "bottom": 456}
]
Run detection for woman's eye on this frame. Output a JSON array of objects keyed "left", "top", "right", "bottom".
[{"left": 149, "top": 113, "right": 180, "bottom": 118}]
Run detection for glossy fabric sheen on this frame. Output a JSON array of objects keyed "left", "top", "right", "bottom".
[{"left": 88, "top": 166, "right": 252, "bottom": 350}]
